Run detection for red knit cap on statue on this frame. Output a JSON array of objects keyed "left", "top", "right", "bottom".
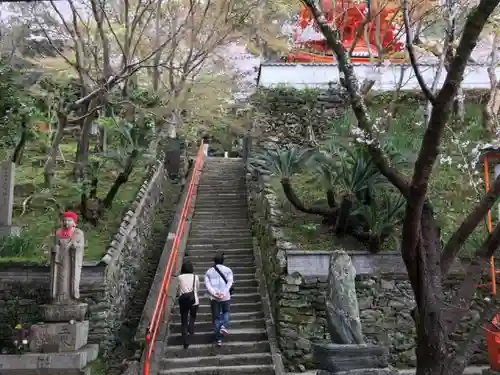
[{"left": 63, "top": 211, "right": 78, "bottom": 223}]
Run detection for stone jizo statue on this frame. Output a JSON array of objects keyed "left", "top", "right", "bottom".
[
  {"left": 49, "top": 211, "right": 85, "bottom": 304},
  {"left": 313, "top": 250, "right": 396, "bottom": 374},
  {"left": 325, "top": 250, "right": 364, "bottom": 344}
]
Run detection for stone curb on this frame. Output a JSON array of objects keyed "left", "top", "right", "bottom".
[
  {"left": 289, "top": 366, "right": 489, "bottom": 375},
  {"left": 246, "top": 168, "right": 286, "bottom": 375},
  {"left": 137, "top": 157, "right": 200, "bottom": 374},
  {"left": 101, "top": 161, "right": 163, "bottom": 265}
]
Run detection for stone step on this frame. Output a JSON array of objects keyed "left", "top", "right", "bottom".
[
  {"left": 186, "top": 259, "right": 255, "bottom": 268},
  {"left": 190, "top": 221, "right": 250, "bottom": 227},
  {"left": 188, "top": 233, "right": 252, "bottom": 240},
  {"left": 185, "top": 250, "right": 253, "bottom": 257},
  {"left": 198, "top": 186, "right": 246, "bottom": 190},
  {"left": 167, "top": 328, "right": 268, "bottom": 346},
  {"left": 194, "top": 206, "right": 248, "bottom": 211},
  {"left": 190, "top": 217, "right": 248, "bottom": 223},
  {"left": 199, "top": 179, "right": 245, "bottom": 183},
  {"left": 182, "top": 266, "right": 255, "bottom": 274},
  {"left": 172, "top": 301, "right": 262, "bottom": 315},
  {"left": 187, "top": 238, "right": 252, "bottom": 245},
  {"left": 169, "top": 310, "right": 264, "bottom": 324},
  {"left": 169, "top": 318, "right": 266, "bottom": 334},
  {"left": 184, "top": 253, "right": 253, "bottom": 261},
  {"left": 194, "top": 205, "right": 247, "bottom": 209},
  {"left": 198, "top": 185, "right": 245, "bottom": 189},
  {"left": 204, "top": 292, "right": 259, "bottom": 303},
  {"left": 195, "top": 196, "right": 246, "bottom": 201},
  {"left": 164, "top": 341, "right": 271, "bottom": 358},
  {"left": 201, "top": 170, "right": 244, "bottom": 173},
  {"left": 161, "top": 352, "right": 272, "bottom": 369},
  {"left": 188, "top": 229, "right": 252, "bottom": 236},
  {"left": 170, "top": 293, "right": 260, "bottom": 305},
  {"left": 176, "top": 273, "right": 255, "bottom": 285},
  {"left": 194, "top": 202, "right": 248, "bottom": 207},
  {"left": 191, "top": 217, "right": 249, "bottom": 223},
  {"left": 197, "top": 188, "right": 245, "bottom": 191},
  {"left": 189, "top": 226, "right": 251, "bottom": 232},
  {"left": 160, "top": 364, "right": 274, "bottom": 375},
  {"left": 198, "top": 197, "right": 247, "bottom": 204},
  {"left": 199, "top": 176, "right": 244, "bottom": 180},
  {"left": 197, "top": 189, "right": 246, "bottom": 193},
  {"left": 184, "top": 249, "right": 254, "bottom": 257},
  {"left": 189, "top": 225, "right": 251, "bottom": 231},
  {"left": 197, "top": 197, "right": 247, "bottom": 204},
  {"left": 193, "top": 212, "right": 248, "bottom": 218},
  {"left": 194, "top": 284, "right": 259, "bottom": 295},
  {"left": 187, "top": 238, "right": 252, "bottom": 246}
]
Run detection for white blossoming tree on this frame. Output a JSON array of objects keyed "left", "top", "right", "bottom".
[{"left": 300, "top": 0, "right": 500, "bottom": 374}]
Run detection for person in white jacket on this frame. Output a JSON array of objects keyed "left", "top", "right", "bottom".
[
  {"left": 204, "top": 254, "right": 233, "bottom": 346},
  {"left": 177, "top": 261, "right": 200, "bottom": 349}
]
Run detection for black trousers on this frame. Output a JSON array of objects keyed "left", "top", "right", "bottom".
[{"left": 179, "top": 302, "right": 198, "bottom": 345}]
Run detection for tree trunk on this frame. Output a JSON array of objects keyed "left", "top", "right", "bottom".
[
  {"left": 73, "top": 99, "right": 98, "bottom": 180},
  {"left": 281, "top": 178, "right": 336, "bottom": 217},
  {"left": 96, "top": 103, "right": 111, "bottom": 153},
  {"left": 11, "top": 118, "right": 27, "bottom": 165},
  {"left": 404, "top": 206, "right": 448, "bottom": 375},
  {"left": 483, "top": 85, "right": 500, "bottom": 134},
  {"left": 102, "top": 149, "right": 139, "bottom": 209},
  {"left": 452, "top": 88, "right": 465, "bottom": 129},
  {"left": 44, "top": 112, "right": 67, "bottom": 188}
]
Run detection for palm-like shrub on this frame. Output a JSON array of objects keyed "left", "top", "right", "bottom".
[{"left": 250, "top": 142, "right": 405, "bottom": 253}]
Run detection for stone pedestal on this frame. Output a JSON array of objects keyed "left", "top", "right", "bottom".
[
  {"left": 29, "top": 321, "right": 89, "bottom": 353},
  {"left": 0, "top": 343, "right": 98, "bottom": 375},
  {"left": 40, "top": 303, "right": 88, "bottom": 322},
  {"left": 312, "top": 342, "right": 397, "bottom": 375},
  {"left": 13, "top": 303, "right": 98, "bottom": 374},
  {"left": 0, "top": 225, "right": 20, "bottom": 236}
]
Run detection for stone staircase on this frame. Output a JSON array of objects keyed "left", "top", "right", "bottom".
[{"left": 159, "top": 157, "right": 275, "bottom": 375}]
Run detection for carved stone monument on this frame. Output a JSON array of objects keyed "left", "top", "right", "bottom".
[
  {"left": 0, "top": 161, "right": 20, "bottom": 236},
  {"left": 312, "top": 250, "right": 398, "bottom": 375},
  {"left": 0, "top": 212, "right": 100, "bottom": 375},
  {"left": 30, "top": 211, "right": 88, "bottom": 353}
]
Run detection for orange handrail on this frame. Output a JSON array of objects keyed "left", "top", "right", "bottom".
[
  {"left": 476, "top": 155, "right": 497, "bottom": 295},
  {"left": 142, "top": 141, "right": 205, "bottom": 375}
]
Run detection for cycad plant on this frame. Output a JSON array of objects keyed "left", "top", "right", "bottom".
[{"left": 250, "top": 141, "right": 406, "bottom": 253}]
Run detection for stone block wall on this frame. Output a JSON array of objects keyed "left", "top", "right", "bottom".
[
  {"left": 250, "top": 87, "right": 347, "bottom": 149},
  {"left": 0, "top": 158, "right": 184, "bottom": 355},
  {"left": 98, "top": 162, "right": 165, "bottom": 353},
  {"left": 247, "top": 170, "right": 493, "bottom": 371},
  {"left": 0, "top": 264, "right": 105, "bottom": 352}
]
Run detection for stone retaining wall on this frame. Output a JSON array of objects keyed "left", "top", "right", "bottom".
[
  {"left": 247, "top": 170, "right": 493, "bottom": 372},
  {"left": 0, "top": 264, "right": 105, "bottom": 352},
  {"left": 0, "top": 155, "right": 187, "bottom": 355}
]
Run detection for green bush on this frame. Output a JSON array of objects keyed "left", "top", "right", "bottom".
[
  {"left": 0, "top": 234, "right": 37, "bottom": 258},
  {"left": 250, "top": 142, "right": 405, "bottom": 253}
]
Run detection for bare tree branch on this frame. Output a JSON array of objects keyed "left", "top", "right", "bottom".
[
  {"left": 402, "top": 0, "right": 436, "bottom": 103},
  {"left": 443, "top": 222, "right": 500, "bottom": 333},
  {"left": 301, "top": 0, "right": 410, "bottom": 198},
  {"left": 441, "top": 173, "right": 500, "bottom": 277}
]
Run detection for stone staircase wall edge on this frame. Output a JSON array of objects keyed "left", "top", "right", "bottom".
[{"left": 246, "top": 169, "right": 286, "bottom": 375}]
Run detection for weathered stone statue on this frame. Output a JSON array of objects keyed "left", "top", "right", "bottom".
[
  {"left": 29, "top": 211, "right": 90, "bottom": 354},
  {"left": 49, "top": 211, "right": 85, "bottom": 304},
  {"left": 325, "top": 250, "right": 364, "bottom": 345},
  {"left": 313, "top": 250, "right": 397, "bottom": 375}
]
